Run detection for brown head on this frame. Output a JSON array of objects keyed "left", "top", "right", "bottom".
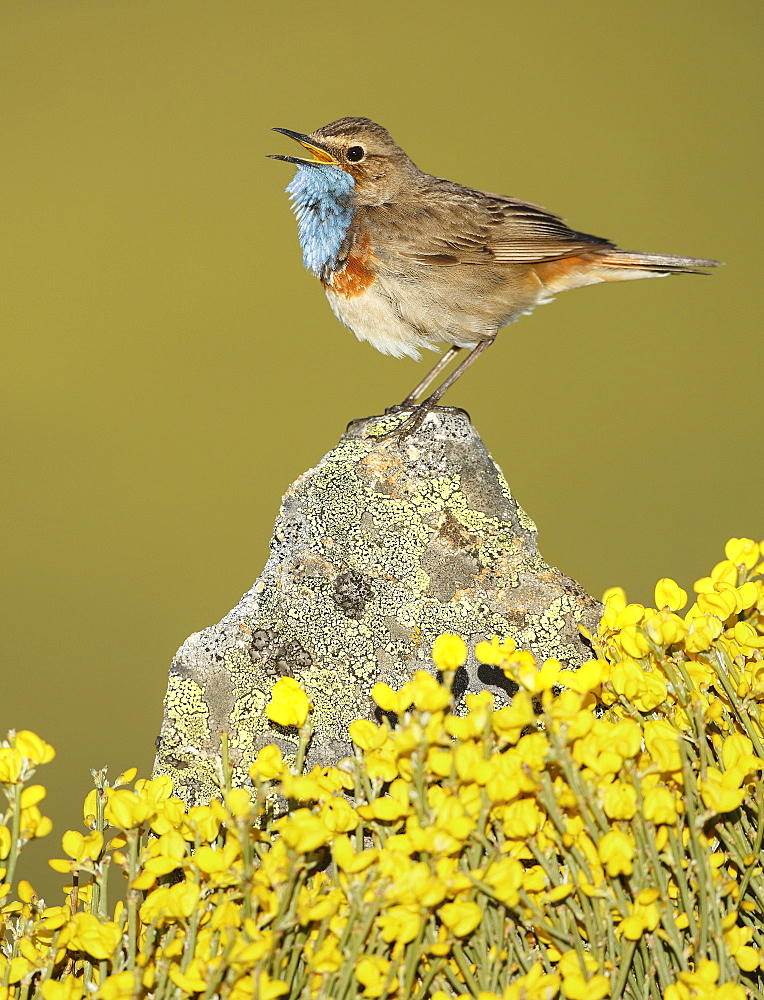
[{"left": 269, "top": 117, "right": 421, "bottom": 205}]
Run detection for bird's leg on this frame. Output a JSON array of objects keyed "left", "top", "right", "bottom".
[
  {"left": 389, "top": 345, "right": 463, "bottom": 410},
  {"left": 419, "top": 337, "right": 494, "bottom": 408},
  {"left": 379, "top": 337, "right": 496, "bottom": 440}
]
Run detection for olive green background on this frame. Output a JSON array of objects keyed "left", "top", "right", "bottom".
[{"left": 2, "top": 1, "right": 761, "bottom": 895}]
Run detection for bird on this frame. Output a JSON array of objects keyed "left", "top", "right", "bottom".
[{"left": 270, "top": 118, "right": 720, "bottom": 436}]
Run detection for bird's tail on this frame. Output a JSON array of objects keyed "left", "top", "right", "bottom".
[{"left": 594, "top": 249, "right": 722, "bottom": 274}]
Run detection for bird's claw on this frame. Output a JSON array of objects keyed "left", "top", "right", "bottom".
[{"left": 370, "top": 404, "right": 432, "bottom": 442}]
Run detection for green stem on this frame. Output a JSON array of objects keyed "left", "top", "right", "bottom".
[
  {"left": 221, "top": 731, "right": 232, "bottom": 795},
  {"left": 2, "top": 782, "right": 23, "bottom": 895},
  {"left": 126, "top": 829, "right": 140, "bottom": 968},
  {"left": 451, "top": 942, "right": 480, "bottom": 996},
  {"left": 611, "top": 938, "right": 637, "bottom": 1000},
  {"left": 678, "top": 737, "right": 713, "bottom": 959},
  {"left": 293, "top": 717, "right": 314, "bottom": 775},
  {"left": 181, "top": 901, "right": 201, "bottom": 973}
]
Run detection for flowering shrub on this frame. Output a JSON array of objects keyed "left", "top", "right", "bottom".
[{"left": 2, "top": 538, "right": 764, "bottom": 1000}]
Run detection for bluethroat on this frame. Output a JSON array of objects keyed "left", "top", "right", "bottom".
[{"left": 270, "top": 118, "right": 720, "bottom": 435}]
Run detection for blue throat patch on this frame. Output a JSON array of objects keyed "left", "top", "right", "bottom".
[{"left": 286, "top": 164, "right": 356, "bottom": 278}]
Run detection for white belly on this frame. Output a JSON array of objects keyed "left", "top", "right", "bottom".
[{"left": 324, "top": 281, "right": 485, "bottom": 361}]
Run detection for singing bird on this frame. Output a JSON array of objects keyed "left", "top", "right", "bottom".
[{"left": 270, "top": 118, "right": 720, "bottom": 434}]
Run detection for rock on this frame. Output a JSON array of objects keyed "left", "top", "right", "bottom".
[{"left": 153, "top": 409, "right": 601, "bottom": 805}]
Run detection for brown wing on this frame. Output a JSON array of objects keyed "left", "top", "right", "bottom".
[{"left": 379, "top": 176, "right": 615, "bottom": 266}]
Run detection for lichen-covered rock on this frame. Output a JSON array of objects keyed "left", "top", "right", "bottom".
[{"left": 153, "top": 409, "right": 601, "bottom": 804}]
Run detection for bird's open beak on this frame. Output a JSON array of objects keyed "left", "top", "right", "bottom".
[{"left": 268, "top": 128, "right": 339, "bottom": 166}]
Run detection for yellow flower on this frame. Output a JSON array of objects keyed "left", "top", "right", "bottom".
[
  {"left": 485, "top": 752, "right": 535, "bottom": 805},
  {"left": 306, "top": 934, "right": 343, "bottom": 973},
  {"left": 561, "top": 974, "right": 610, "bottom": 1000},
  {"left": 0, "top": 826, "right": 11, "bottom": 861},
  {"left": 378, "top": 903, "right": 421, "bottom": 943},
  {"left": 18, "top": 803, "right": 53, "bottom": 840},
  {"left": 169, "top": 959, "right": 208, "bottom": 994},
  {"left": 502, "top": 962, "right": 561, "bottom": 1000},
  {"left": 730, "top": 620, "right": 764, "bottom": 655},
  {"left": 684, "top": 613, "right": 724, "bottom": 653},
  {"left": 721, "top": 733, "right": 764, "bottom": 775},
  {"left": 609, "top": 659, "right": 667, "bottom": 712},
  {"left": 601, "top": 587, "right": 627, "bottom": 618},
  {"left": 320, "top": 796, "right": 359, "bottom": 833},
  {"left": 276, "top": 809, "right": 331, "bottom": 853},
  {"left": 699, "top": 767, "right": 745, "bottom": 815},
  {"left": 454, "top": 742, "right": 492, "bottom": 785},
  {"left": 297, "top": 885, "right": 342, "bottom": 923},
  {"left": 617, "top": 625, "right": 650, "bottom": 659},
  {"left": 530, "top": 657, "right": 563, "bottom": 693},
  {"left": 559, "top": 951, "right": 598, "bottom": 980},
  {"left": 432, "top": 633, "right": 467, "bottom": 671},
  {"left": 358, "top": 777, "right": 410, "bottom": 823},
  {"left": 356, "top": 955, "right": 398, "bottom": 998},
  {"left": 439, "top": 899, "right": 482, "bottom": 936},
  {"left": 279, "top": 772, "right": 325, "bottom": 801},
  {"left": 725, "top": 537, "right": 760, "bottom": 571},
  {"left": 723, "top": 923, "right": 760, "bottom": 972},
  {"left": 597, "top": 830, "right": 634, "bottom": 877},
  {"left": 480, "top": 856, "right": 524, "bottom": 906},
  {"left": 410, "top": 669, "right": 452, "bottom": 711},
  {"left": 67, "top": 913, "right": 121, "bottom": 960},
  {"left": 249, "top": 744, "right": 285, "bottom": 781},
  {"left": 103, "top": 788, "right": 153, "bottom": 830},
  {"left": 385, "top": 860, "right": 446, "bottom": 908},
  {"left": 134, "top": 775, "right": 173, "bottom": 804},
  {"left": 643, "top": 720, "right": 682, "bottom": 773},
  {"left": 735, "top": 581, "right": 759, "bottom": 610},
  {"left": 475, "top": 635, "right": 517, "bottom": 666},
  {"left": 332, "top": 835, "right": 378, "bottom": 874},
  {"left": 655, "top": 578, "right": 688, "bottom": 611},
  {"left": 349, "top": 719, "right": 390, "bottom": 751},
  {"left": 38, "top": 905, "right": 69, "bottom": 931},
  {"left": 644, "top": 610, "right": 688, "bottom": 648},
  {"left": 643, "top": 785, "right": 678, "bottom": 825},
  {"left": 697, "top": 589, "right": 738, "bottom": 620},
  {"left": 499, "top": 649, "right": 540, "bottom": 688},
  {"left": 62, "top": 830, "right": 104, "bottom": 864},
  {"left": 193, "top": 838, "right": 241, "bottom": 879},
  {"left": 13, "top": 731, "right": 56, "bottom": 766},
  {"left": 371, "top": 681, "right": 413, "bottom": 715},
  {"left": 138, "top": 880, "right": 200, "bottom": 923},
  {"left": 254, "top": 973, "right": 288, "bottom": 1000},
  {"left": 94, "top": 971, "right": 137, "bottom": 1000},
  {"left": 364, "top": 747, "right": 399, "bottom": 782},
  {"left": 223, "top": 787, "right": 253, "bottom": 819},
  {"left": 617, "top": 892, "right": 661, "bottom": 940},
  {"left": 430, "top": 791, "right": 475, "bottom": 844},
  {"left": 601, "top": 780, "right": 637, "bottom": 820},
  {"left": 558, "top": 660, "right": 604, "bottom": 695},
  {"left": 41, "top": 978, "right": 87, "bottom": 1000},
  {"left": 265, "top": 677, "right": 311, "bottom": 728},
  {"left": 427, "top": 747, "right": 454, "bottom": 778},
  {"left": 501, "top": 798, "right": 545, "bottom": 840},
  {"left": 491, "top": 691, "right": 537, "bottom": 744},
  {"left": 549, "top": 691, "right": 593, "bottom": 742},
  {"left": 0, "top": 748, "right": 24, "bottom": 784},
  {"left": 183, "top": 804, "right": 221, "bottom": 843}
]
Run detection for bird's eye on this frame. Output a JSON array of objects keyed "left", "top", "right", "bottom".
[{"left": 346, "top": 146, "right": 365, "bottom": 162}]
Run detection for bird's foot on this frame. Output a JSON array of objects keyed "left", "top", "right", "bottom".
[
  {"left": 383, "top": 401, "right": 414, "bottom": 415},
  {"left": 384, "top": 405, "right": 430, "bottom": 440},
  {"left": 368, "top": 402, "right": 471, "bottom": 442}
]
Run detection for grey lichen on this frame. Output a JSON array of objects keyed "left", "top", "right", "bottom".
[{"left": 153, "top": 409, "right": 602, "bottom": 805}]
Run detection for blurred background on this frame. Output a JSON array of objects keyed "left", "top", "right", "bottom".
[{"left": 2, "top": 1, "right": 761, "bottom": 896}]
